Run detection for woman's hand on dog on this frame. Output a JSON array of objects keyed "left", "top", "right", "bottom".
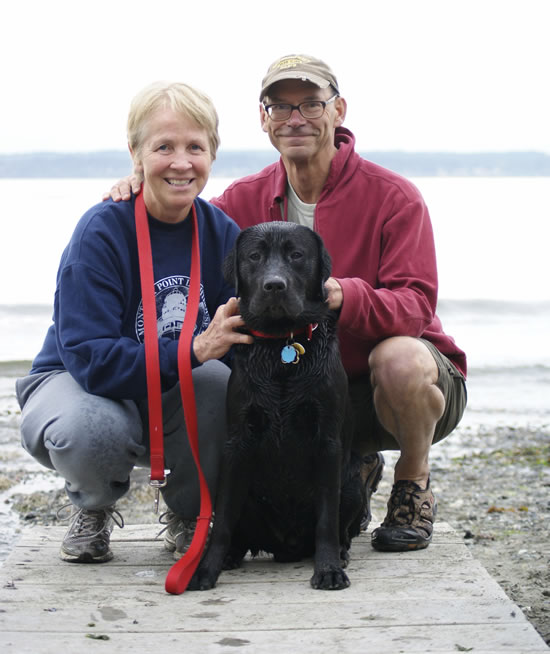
[{"left": 192, "top": 297, "right": 253, "bottom": 363}]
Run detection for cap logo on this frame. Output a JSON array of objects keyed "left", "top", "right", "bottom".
[{"left": 272, "top": 56, "right": 312, "bottom": 72}]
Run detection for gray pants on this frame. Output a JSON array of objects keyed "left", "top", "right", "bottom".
[{"left": 15, "top": 360, "right": 230, "bottom": 519}]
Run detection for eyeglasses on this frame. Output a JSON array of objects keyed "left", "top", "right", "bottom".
[{"left": 263, "top": 94, "right": 339, "bottom": 121}]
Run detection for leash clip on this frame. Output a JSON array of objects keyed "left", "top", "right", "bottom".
[{"left": 149, "top": 471, "right": 170, "bottom": 514}]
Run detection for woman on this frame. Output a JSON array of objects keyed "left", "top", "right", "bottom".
[{"left": 15, "top": 81, "right": 252, "bottom": 564}]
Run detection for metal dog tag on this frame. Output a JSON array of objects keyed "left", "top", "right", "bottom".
[
  {"left": 281, "top": 344, "right": 298, "bottom": 364},
  {"left": 293, "top": 342, "right": 305, "bottom": 356},
  {"left": 281, "top": 342, "right": 306, "bottom": 364}
]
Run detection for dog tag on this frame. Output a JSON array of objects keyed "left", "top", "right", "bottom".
[
  {"left": 293, "top": 342, "right": 305, "bottom": 356},
  {"left": 281, "top": 344, "right": 298, "bottom": 364}
]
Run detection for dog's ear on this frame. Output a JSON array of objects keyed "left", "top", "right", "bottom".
[
  {"left": 312, "top": 230, "right": 332, "bottom": 301},
  {"left": 223, "top": 231, "right": 242, "bottom": 297}
]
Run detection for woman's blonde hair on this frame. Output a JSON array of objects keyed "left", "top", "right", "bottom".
[{"left": 127, "top": 81, "right": 220, "bottom": 160}]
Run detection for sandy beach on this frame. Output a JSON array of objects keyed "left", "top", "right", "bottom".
[{"left": 1, "top": 361, "right": 549, "bottom": 645}]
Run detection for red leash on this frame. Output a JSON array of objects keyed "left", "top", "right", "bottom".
[
  {"left": 135, "top": 192, "right": 166, "bottom": 498},
  {"left": 135, "top": 191, "right": 212, "bottom": 595}
]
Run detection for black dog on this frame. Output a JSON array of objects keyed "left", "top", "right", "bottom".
[{"left": 189, "top": 223, "right": 365, "bottom": 591}]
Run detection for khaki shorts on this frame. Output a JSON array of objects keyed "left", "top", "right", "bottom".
[{"left": 349, "top": 339, "right": 467, "bottom": 454}]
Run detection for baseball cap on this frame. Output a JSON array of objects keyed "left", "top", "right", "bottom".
[{"left": 259, "top": 54, "right": 340, "bottom": 101}]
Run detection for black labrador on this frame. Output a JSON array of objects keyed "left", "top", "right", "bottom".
[{"left": 189, "top": 222, "right": 365, "bottom": 591}]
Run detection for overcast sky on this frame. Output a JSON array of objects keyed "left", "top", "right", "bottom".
[{"left": 3, "top": 0, "right": 549, "bottom": 155}]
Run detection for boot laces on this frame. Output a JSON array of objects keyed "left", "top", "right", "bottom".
[{"left": 387, "top": 480, "right": 430, "bottom": 526}]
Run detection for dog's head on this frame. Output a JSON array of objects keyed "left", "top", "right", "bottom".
[{"left": 224, "top": 222, "right": 332, "bottom": 333}]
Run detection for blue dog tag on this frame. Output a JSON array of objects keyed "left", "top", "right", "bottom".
[{"left": 281, "top": 344, "right": 298, "bottom": 364}]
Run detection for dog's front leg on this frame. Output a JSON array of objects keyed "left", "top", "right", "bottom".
[{"left": 310, "top": 445, "right": 350, "bottom": 590}]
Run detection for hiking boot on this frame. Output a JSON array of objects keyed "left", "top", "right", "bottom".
[
  {"left": 371, "top": 479, "right": 437, "bottom": 551},
  {"left": 58, "top": 504, "right": 124, "bottom": 563},
  {"left": 158, "top": 511, "right": 199, "bottom": 561},
  {"left": 360, "top": 452, "right": 385, "bottom": 531}
]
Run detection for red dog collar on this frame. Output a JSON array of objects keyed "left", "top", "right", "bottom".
[{"left": 248, "top": 323, "right": 318, "bottom": 341}]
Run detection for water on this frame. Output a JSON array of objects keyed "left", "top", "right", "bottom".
[
  {"left": 1, "top": 175, "right": 548, "bottom": 428},
  {"left": 437, "top": 299, "right": 550, "bottom": 428},
  {"left": 2, "top": 176, "right": 549, "bottom": 305},
  {"left": 415, "top": 176, "right": 550, "bottom": 303},
  {"left": 2, "top": 175, "right": 549, "bottom": 302}
]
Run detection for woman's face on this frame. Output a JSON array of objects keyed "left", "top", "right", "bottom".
[{"left": 135, "top": 107, "right": 212, "bottom": 223}]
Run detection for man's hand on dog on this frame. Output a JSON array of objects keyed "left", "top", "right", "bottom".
[
  {"left": 193, "top": 297, "right": 253, "bottom": 363},
  {"left": 325, "top": 277, "right": 343, "bottom": 311}
]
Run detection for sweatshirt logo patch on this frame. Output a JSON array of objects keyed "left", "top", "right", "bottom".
[{"left": 135, "top": 275, "right": 210, "bottom": 342}]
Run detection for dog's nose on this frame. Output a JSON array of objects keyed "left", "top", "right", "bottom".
[{"left": 263, "top": 276, "right": 287, "bottom": 293}]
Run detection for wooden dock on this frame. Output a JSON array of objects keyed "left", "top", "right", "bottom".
[{"left": 1, "top": 521, "right": 548, "bottom": 653}]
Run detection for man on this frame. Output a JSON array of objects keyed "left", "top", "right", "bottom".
[{"left": 109, "top": 54, "right": 467, "bottom": 552}]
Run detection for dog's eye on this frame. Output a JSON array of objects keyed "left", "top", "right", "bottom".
[
  {"left": 249, "top": 252, "right": 261, "bottom": 262},
  {"left": 290, "top": 251, "right": 303, "bottom": 260}
]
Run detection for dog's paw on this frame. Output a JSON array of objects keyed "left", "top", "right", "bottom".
[
  {"left": 310, "top": 565, "right": 350, "bottom": 590},
  {"left": 222, "top": 551, "right": 244, "bottom": 570},
  {"left": 339, "top": 547, "right": 350, "bottom": 569},
  {"left": 187, "top": 567, "right": 219, "bottom": 591}
]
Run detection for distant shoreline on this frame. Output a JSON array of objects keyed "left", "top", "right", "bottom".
[
  {"left": 3, "top": 297, "right": 550, "bottom": 311},
  {"left": 1, "top": 150, "right": 550, "bottom": 178}
]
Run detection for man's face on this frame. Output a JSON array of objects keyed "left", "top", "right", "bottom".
[{"left": 260, "top": 79, "right": 346, "bottom": 164}]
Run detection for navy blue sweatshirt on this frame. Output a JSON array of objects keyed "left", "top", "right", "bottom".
[{"left": 31, "top": 195, "right": 240, "bottom": 400}]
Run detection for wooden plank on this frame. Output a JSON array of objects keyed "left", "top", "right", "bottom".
[
  {"left": 1, "top": 523, "right": 548, "bottom": 653},
  {"left": 2, "top": 629, "right": 549, "bottom": 654},
  {"left": 1, "top": 558, "right": 479, "bottom": 588},
  {"left": 0, "top": 592, "right": 529, "bottom": 630},
  {"left": 12, "top": 517, "right": 463, "bottom": 542},
  {"left": 0, "top": 565, "right": 508, "bottom": 603},
  {"left": 6, "top": 541, "right": 473, "bottom": 568}
]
